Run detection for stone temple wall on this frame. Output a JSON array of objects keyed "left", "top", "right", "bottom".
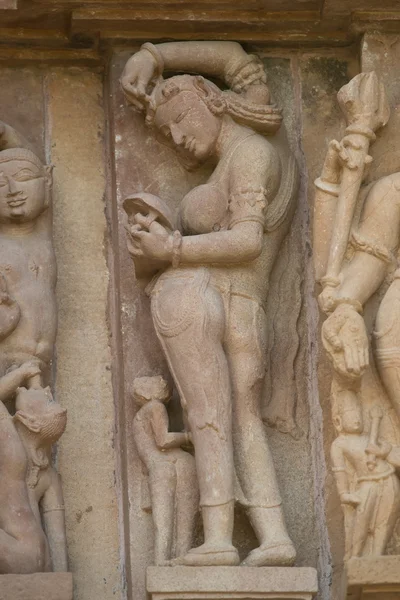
[{"left": 1, "top": 7, "right": 400, "bottom": 600}]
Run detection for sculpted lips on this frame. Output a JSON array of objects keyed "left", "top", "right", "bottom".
[
  {"left": 182, "top": 137, "right": 196, "bottom": 154},
  {"left": 7, "top": 197, "right": 27, "bottom": 208}
]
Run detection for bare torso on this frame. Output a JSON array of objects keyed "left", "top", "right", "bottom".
[{"left": 0, "top": 229, "right": 57, "bottom": 373}]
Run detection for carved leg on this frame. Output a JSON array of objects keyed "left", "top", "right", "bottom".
[
  {"left": 225, "top": 295, "right": 296, "bottom": 566},
  {"left": 370, "top": 476, "right": 400, "bottom": 556},
  {"left": 350, "top": 483, "right": 378, "bottom": 557},
  {"left": 151, "top": 274, "right": 238, "bottom": 566},
  {"left": 0, "top": 403, "right": 47, "bottom": 573},
  {"left": 149, "top": 461, "right": 177, "bottom": 565},
  {"left": 174, "top": 453, "right": 199, "bottom": 559}
]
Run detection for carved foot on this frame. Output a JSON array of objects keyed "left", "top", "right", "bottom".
[
  {"left": 241, "top": 542, "right": 296, "bottom": 567},
  {"left": 176, "top": 543, "right": 240, "bottom": 566}
]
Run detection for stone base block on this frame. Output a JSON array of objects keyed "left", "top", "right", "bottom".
[
  {"left": 0, "top": 573, "right": 73, "bottom": 600},
  {"left": 346, "top": 556, "right": 400, "bottom": 599},
  {"left": 147, "top": 566, "right": 318, "bottom": 600}
]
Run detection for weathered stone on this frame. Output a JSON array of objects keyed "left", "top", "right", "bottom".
[
  {"left": 346, "top": 556, "right": 400, "bottom": 598},
  {"left": 0, "top": 573, "right": 72, "bottom": 600},
  {"left": 147, "top": 566, "right": 318, "bottom": 600}
]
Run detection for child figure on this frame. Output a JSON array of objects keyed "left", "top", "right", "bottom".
[
  {"left": 132, "top": 376, "right": 199, "bottom": 565},
  {"left": 331, "top": 388, "right": 400, "bottom": 559}
]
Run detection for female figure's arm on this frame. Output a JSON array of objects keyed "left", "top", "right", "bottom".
[
  {"left": 130, "top": 137, "right": 278, "bottom": 265},
  {"left": 121, "top": 42, "right": 267, "bottom": 107},
  {"left": 41, "top": 470, "right": 68, "bottom": 572}
]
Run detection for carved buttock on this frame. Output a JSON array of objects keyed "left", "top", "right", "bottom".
[{"left": 151, "top": 269, "right": 210, "bottom": 337}]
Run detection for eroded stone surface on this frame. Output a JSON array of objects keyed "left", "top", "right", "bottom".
[
  {"left": 147, "top": 566, "right": 318, "bottom": 600},
  {"left": 0, "top": 573, "right": 72, "bottom": 600},
  {"left": 48, "top": 68, "right": 123, "bottom": 600},
  {"left": 346, "top": 556, "right": 400, "bottom": 599}
]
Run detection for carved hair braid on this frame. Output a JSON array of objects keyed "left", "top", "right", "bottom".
[{"left": 145, "top": 74, "right": 282, "bottom": 135}]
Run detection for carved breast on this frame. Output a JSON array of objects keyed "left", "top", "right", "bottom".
[{"left": 180, "top": 183, "right": 229, "bottom": 235}]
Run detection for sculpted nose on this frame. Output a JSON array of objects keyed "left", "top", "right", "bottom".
[
  {"left": 170, "top": 123, "right": 184, "bottom": 146},
  {"left": 6, "top": 177, "right": 21, "bottom": 197}
]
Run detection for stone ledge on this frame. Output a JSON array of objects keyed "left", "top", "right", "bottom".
[
  {"left": 0, "top": 573, "right": 73, "bottom": 600},
  {"left": 147, "top": 566, "right": 318, "bottom": 600},
  {"left": 346, "top": 556, "right": 400, "bottom": 599}
]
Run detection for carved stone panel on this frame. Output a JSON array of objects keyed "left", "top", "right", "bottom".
[
  {"left": 109, "top": 41, "right": 318, "bottom": 600},
  {"left": 312, "top": 34, "right": 400, "bottom": 598}
]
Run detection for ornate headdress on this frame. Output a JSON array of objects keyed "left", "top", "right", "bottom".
[
  {"left": 0, "top": 147, "right": 44, "bottom": 170},
  {"left": 144, "top": 73, "right": 282, "bottom": 136}
]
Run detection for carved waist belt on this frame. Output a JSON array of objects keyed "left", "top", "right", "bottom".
[{"left": 357, "top": 465, "right": 395, "bottom": 483}]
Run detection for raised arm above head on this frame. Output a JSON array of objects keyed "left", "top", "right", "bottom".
[{"left": 121, "top": 41, "right": 268, "bottom": 109}]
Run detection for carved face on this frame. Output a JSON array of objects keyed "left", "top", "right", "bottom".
[
  {"left": 340, "top": 407, "right": 363, "bottom": 434},
  {"left": 153, "top": 90, "right": 222, "bottom": 165},
  {"left": 0, "top": 159, "right": 48, "bottom": 223}
]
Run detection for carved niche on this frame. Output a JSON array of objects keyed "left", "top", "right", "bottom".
[
  {"left": 0, "top": 121, "right": 68, "bottom": 577},
  {"left": 119, "top": 41, "right": 302, "bottom": 570}
]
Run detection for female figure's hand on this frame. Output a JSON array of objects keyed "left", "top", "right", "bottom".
[
  {"left": 120, "top": 50, "right": 157, "bottom": 109},
  {"left": 126, "top": 213, "right": 172, "bottom": 262}
]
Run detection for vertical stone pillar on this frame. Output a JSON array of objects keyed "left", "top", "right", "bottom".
[{"left": 47, "top": 68, "right": 124, "bottom": 600}]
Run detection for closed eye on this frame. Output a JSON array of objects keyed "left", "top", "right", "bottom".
[
  {"left": 0, "top": 173, "right": 6, "bottom": 187},
  {"left": 175, "top": 110, "right": 189, "bottom": 124},
  {"left": 13, "top": 168, "right": 40, "bottom": 182}
]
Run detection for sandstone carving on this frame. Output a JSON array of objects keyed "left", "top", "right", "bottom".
[
  {"left": 121, "top": 41, "right": 299, "bottom": 567},
  {"left": 132, "top": 376, "right": 199, "bottom": 566},
  {"left": 0, "top": 121, "right": 68, "bottom": 574},
  {"left": 313, "top": 72, "right": 400, "bottom": 561}
]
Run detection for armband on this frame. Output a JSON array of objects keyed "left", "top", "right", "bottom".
[
  {"left": 314, "top": 177, "right": 340, "bottom": 197},
  {"left": 350, "top": 230, "right": 394, "bottom": 265},
  {"left": 141, "top": 42, "right": 164, "bottom": 78}
]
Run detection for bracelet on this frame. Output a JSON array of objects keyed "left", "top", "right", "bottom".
[
  {"left": 333, "top": 297, "right": 363, "bottom": 314},
  {"left": 345, "top": 124, "right": 376, "bottom": 141},
  {"left": 314, "top": 177, "right": 340, "bottom": 197},
  {"left": 225, "top": 54, "right": 266, "bottom": 93},
  {"left": 171, "top": 231, "right": 183, "bottom": 268},
  {"left": 141, "top": 42, "right": 164, "bottom": 79},
  {"left": 320, "top": 275, "right": 341, "bottom": 288}
]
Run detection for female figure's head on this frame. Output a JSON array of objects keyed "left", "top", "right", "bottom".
[
  {"left": 143, "top": 73, "right": 282, "bottom": 169},
  {"left": 146, "top": 75, "right": 225, "bottom": 166}
]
